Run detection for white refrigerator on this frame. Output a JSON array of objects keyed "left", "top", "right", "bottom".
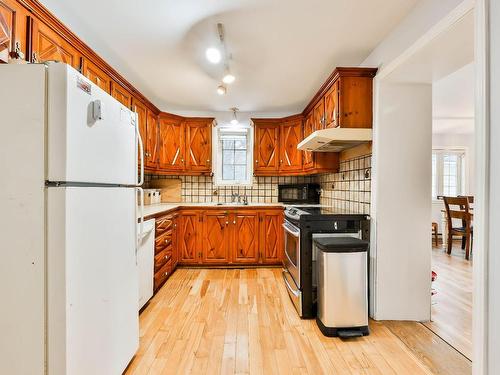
[{"left": 0, "top": 62, "right": 143, "bottom": 375}]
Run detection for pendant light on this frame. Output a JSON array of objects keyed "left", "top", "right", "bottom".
[
  {"left": 230, "top": 107, "right": 239, "bottom": 125},
  {"left": 217, "top": 84, "right": 227, "bottom": 95}
]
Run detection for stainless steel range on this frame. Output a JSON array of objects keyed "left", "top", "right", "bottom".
[{"left": 282, "top": 205, "right": 370, "bottom": 318}]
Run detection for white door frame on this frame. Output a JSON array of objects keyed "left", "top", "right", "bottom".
[{"left": 472, "top": 1, "right": 489, "bottom": 373}]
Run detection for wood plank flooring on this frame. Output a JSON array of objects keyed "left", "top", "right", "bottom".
[
  {"left": 425, "top": 243, "right": 473, "bottom": 360},
  {"left": 126, "top": 267, "right": 471, "bottom": 374}
]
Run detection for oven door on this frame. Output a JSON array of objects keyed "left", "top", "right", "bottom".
[{"left": 283, "top": 221, "right": 301, "bottom": 287}]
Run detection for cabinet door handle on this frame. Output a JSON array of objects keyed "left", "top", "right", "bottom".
[
  {"left": 233, "top": 220, "right": 236, "bottom": 225},
  {"left": 255, "top": 160, "right": 259, "bottom": 164},
  {"left": 165, "top": 271, "right": 169, "bottom": 277}
]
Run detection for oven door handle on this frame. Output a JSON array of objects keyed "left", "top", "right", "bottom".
[
  {"left": 282, "top": 269, "right": 300, "bottom": 297},
  {"left": 282, "top": 223, "right": 300, "bottom": 237}
]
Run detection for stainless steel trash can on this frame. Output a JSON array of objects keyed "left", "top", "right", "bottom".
[{"left": 314, "top": 236, "right": 369, "bottom": 337}]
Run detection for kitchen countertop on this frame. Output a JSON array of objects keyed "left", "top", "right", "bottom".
[{"left": 139, "top": 202, "right": 285, "bottom": 220}]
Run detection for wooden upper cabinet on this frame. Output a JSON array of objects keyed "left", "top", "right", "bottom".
[
  {"left": 338, "top": 76, "right": 373, "bottom": 128},
  {"left": 233, "top": 212, "right": 259, "bottom": 264},
  {"left": 145, "top": 109, "right": 159, "bottom": 168},
  {"left": 31, "top": 18, "right": 80, "bottom": 69},
  {"left": 324, "top": 81, "right": 339, "bottom": 128},
  {"left": 158, "top": 115, "right": 185, "bottom": 171},
  {"left": 260, "top": 210, "right": 283, "bottom": 264},
  {"left": 303, "top": 112, "right": 315, "bottom": 171},
  {"left": 111, "top": 81, "right": 132, "bottom": 108},
  {"left": 253, "top": 120, "right": 280, "bottom": 175},
  {"left": 185, "top": 118, "right": 212, "bottom": 173},
  {"left": 81, "top": 58, "right": 111, "bottom": 93},
  {"left": 0, "top": 0, "right": 28, "bottom": 63},
  {"left": 178, "top": 212, "right": 200, "bottom": 264},
  {"left": 202, "top": 211, "right": 230, "bottom": 264},
  {"left": 279, "top": 117, "right": 303, "bottom": 173},
  {"left": 312, "top": 99, "right": 325, "bottom": 131}
]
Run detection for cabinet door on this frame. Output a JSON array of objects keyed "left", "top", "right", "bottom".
[
  {"left": 81, "top": 58, "right": 111, "bottom": 93},
  {"left": 324, "top": 81, "right": 339, "bottom": 128},
  {"left": 145, "top": 109, "right": 159, "bottom": 169},
  {"left": 279, "top": 118, "right": 303, "bottom": 173},
  {"left": 254, "top": 121, "right": 280, "bottom": 174},
  {"left": 132, "top": 97, "right": 147, "bottom": 167},
  {"left": 0, "top": 0, "right": 28, "bottom": 63},
  {"left": 171, "top": 216, "right": 179, "bottom": 268},
  {"left": 31, "top": 19, "right": 80, "bottom": 69},
  {"left": 312, "top": 99, "right": 325, "bottom": 131},
  {"left": 233, "top": 212, "right": 259, "bottom": 264},
  {"left": 178, "top": 212, "right": 200, "bottom": 264},
  {"left": 185, "top": 119, "right": 212, "bottom": 173},
  {"left": 202, "top": 211, "right": 230, "bottom": 263},
  {"left": 158, "top": 116, "right": 185, "bottom": 171},
  {"left": 111, "top": 81, "right": 132, "bottom": 108},
  {"left": 302, "top": 112, "right": 315, "bottom": 171},
  {"left": 261, "top": 211, "right": 284, "bottom": 264},
  {"left": 338, "top": 76, "right": 373, "bottom": 128}
]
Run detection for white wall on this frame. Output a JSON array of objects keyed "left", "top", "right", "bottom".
[{"left": 371, "top": 82, "right": 432, "bottom": 321}]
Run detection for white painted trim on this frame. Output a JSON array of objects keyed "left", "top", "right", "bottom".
[
  {"left": 473, "top": 1, "right": 489, "bottom": 374},
  {"left": 375, "top": 0, "right": 475, "bottom": 81}
]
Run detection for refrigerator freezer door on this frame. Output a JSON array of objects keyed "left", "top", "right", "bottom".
[
  {"left": 47, "top": 186, "right": 139, "bottom": 375},
  {"left": 47, "top": 63, "right": 137, "bottom": 185}
]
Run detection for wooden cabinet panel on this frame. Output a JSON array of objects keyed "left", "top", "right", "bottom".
[
  {"left": 145, "top": 109, "right": 159, "bottom": 168},
  {"left": 233, "top": 212, "right": 259, "bottom": 264},
  {"left": 303, "top": 112, "right": 315, "bottom": 171},
  {"left": 31, "top": 18, "right": 80, "bottom": 69},
  {"left": 261, "top": 211, "right": 284, "bottom": 264},
  {"left": 324, "top": 81, "right": 339, "bottom": 128},
  {"left": 158, "top": 116, "right": 185, "bottom": 171},
  {"left": 279, "top": 117, "right": 303, "bottom": 173},
  {"left": 338, "top": 76, "right": 373, "bottom": 128},
  {"left": 0, "top": 0, "right": 28, "bottom": 63},
  {"left": 202, "top": 211, "right": 230, "bottom": 263},
  {"left": 111, "top": 81, "right": 132, "bottom": 108},
  {"left": 178, "top": 212, "right": 200, "bottom": 264},
  {"left": 312, "top": 99, "right": 325, "bottom": 131},
  {"left": 81, "top": 58, "right": 111, "bottom": 93},
  {"left": 185, "top": 118, "right": 212, "bottom": 173},
  {"left": 253, "top": 121, "right": 280, "bottom": 174},
  {"left": 171, "top": 216, "right": 179, "bottom": 268}
]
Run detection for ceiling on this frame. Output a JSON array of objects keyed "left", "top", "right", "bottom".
[
  {"left": 39, "top": 0, "right": 418, "bottom": 115},
  {"left": 433, "top": 62, "right": 474, "bottom": 134}
]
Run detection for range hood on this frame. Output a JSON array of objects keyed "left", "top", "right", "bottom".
[{"left": 297, "top": 128, "right": 372, "bottom": 152}]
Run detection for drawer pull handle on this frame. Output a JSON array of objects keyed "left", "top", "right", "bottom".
[{"left": 165, "top": 272, "right": 168, "bottom": 277}]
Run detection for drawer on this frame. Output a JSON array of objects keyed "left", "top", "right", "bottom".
[
  {"left": 154, "top": 259, "right": 172, "bottom": 292},
  {"left": 155, "top": 230, "right": 172, "bottom": 252},
  {"left": 154, "top": 247, "right": 172, "bottom": 272},
  {"left": 156, "top": 216, "right": 173, "bottom": 235}
]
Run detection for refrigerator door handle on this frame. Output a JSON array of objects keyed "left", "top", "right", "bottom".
[
  {"left": 134, "top": 113, "right": 144, "bottom": 187},
  {"left": 136, "top": 187, "right": 144, "bottom": 261}
]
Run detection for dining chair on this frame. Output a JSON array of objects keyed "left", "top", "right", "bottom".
[
  {"left": 458, "top": 195, "right": 474, "bottom": 249},
  {"left": 443, "top": 196, "right": 473, "bottom": 260}
]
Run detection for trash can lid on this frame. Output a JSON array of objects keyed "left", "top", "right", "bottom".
[{"left": 314, "top": 237, "right": 369, "bottom": 253}]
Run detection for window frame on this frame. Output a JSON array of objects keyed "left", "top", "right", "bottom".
[
  {"left": 213, "top": 124, "right": 254, "bottom": 186},
  {"left": 432, "top": 147, "right": 467, "bottom": 200}
]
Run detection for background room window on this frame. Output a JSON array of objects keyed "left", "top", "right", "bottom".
[
  {"left": 432, "top": 148, "right": 466, "bottom": 199},
  {"left": 214, "top": 126, "right": 252, "bottom": 185}
]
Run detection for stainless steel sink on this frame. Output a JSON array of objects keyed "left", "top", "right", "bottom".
[{"left": 216, "top": 202, "right": 249, "bottom": 206}]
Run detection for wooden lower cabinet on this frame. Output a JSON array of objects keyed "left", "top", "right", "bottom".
[
  {"left": 233, "top": 211, "right": 260, "bottom": 264},
  {"left": 178, "top": 211, "right": 201, "bottom": 264},
  {"left": 202, "top": 211, "right": 230, "bottom": 264},
  {"left": 260, "top": 211, "right": 284, "bottom": 264},
  {"left": 151, "top": 207, "right": 284, "bottom": 293}
]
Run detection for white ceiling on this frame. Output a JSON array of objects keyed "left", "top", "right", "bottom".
[
  {"left": 433, "top": 62, "right": 474, "bottom": 134},
  {"left": 40, "top": 0, "right": 418, "bottom": 114}
]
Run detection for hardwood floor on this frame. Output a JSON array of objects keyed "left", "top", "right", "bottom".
[
  {"left": 127, "top": 267, "right": 471, "bottom": 374},
  {"left": 425, "top": 242, "right": 473, "bottom": 360}
]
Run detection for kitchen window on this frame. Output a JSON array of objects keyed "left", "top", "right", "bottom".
[
  {"left": 213, "top": 126, "right": 253, "bottom": 186},
  {"left": 432, "top": 148, "right": 466, "bottom": 199}
]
